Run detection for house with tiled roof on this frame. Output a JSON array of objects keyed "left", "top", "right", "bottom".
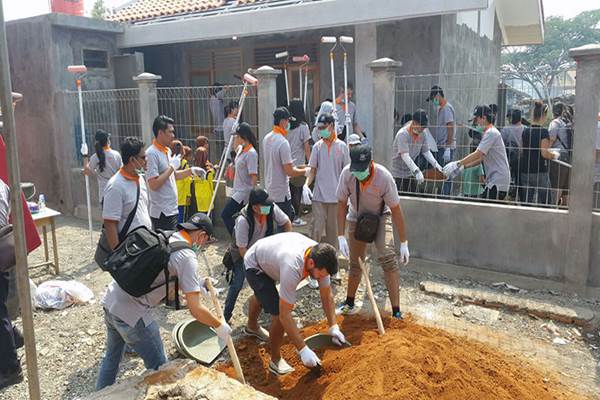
[
  {"left": 3, "top": 0, "right": 544, "bottom": 214},
  {"left": 109, "top": 0, "right": 544, "bottom": 134}
]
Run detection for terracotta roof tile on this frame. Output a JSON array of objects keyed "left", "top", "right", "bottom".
[{"left": 109, "top": 0, "right": 278, "bottom": 23}]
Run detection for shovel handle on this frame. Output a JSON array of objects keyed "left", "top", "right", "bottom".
[
  {"left": 358, "top": 258, "right": 385, "bottom": 336},
  {"left": 205, "top": 279, "right": 246, "bottom": 384}
]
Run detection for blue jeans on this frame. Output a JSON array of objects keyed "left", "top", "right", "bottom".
[
  {"left": 96, "top": 309, "right": 166, "bottom": 390},
  {"left": 221, "top": 198, "right": 244, "bottom": 236},
  {"left": 519, "top": 172, "right": 553, "bottom": 205},
  {"left": 223, "top": 259, "right": 245, "bottom": 323},
  {"left": 435, "top": 147, "right": 454, "bottom": 196}
]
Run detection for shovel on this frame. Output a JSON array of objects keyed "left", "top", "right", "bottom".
[
  {"left": 358, "top": 257, "right": 385, "bottom": 336},
  {"left": 205, "top": 278, "right": 246, "bottom": 384}
]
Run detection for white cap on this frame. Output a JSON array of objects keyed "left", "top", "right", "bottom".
[{"left": 348, "top": 134, "right": 361, "bottom": 145}]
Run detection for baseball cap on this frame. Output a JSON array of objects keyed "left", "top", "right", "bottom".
[
  {"left": 349, "top": 144, "right": 372, "bottom": 171},
  {"left": 412, "top": 109, "right": 428, "bottom": 126},
  {"left": 471, "top": 105, "right": 493, "bottom": 121},
  {"left": 273, "top": 106, "right": 296, "bottom": 123},
  {"left": 425, "top": 85, "right": 444, "bottom": 101},
  {"left": 248, "top": 187, "right": 274, "bottom": 207},
  {"left": 177, "top": 213, "right": 214, "bottom": 236},
  {"left": 347, "top": 134, "right": 361, "bottom": 145},
  {"left": 317, "top": 112, "right": 335, "bottom": 128}
]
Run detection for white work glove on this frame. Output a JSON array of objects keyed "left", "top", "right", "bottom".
[
  {"left": 298, "top": 345, "right": 321, "bottom": 368},
  {"left": 199, "top": 277, "right": 215, "bottom": 299},
  {"left": 301, "top": 184, "right": 313, "bottom": 205},
  {"left": 400, "top": 241, "right": 410, "bottom": 265},
  {"left": 80, "top": 143, "right": 88, "bottom": 157},
  {"left": 337, "top": 236, "right": 349, "bottom": 258},
  {"left": 191, "top": 166, "right": 207, "bottom": 179},
  {"left": 215, "top": 321, "right": 232, "bottom": 341},
  {"left": 443, "top": 148, "right": 452, "bottom": 164},
  {"left": 443, "top": 161, "right": 464, "bottom": 178},
  {"left": 170, "top": 154, "right": 182, "bottom": 171},
  {"left": 434, "top": 162, "right": 444, "bottom": 174},
  {"left": 328, "top": 324, "right": 347, "bottom": 347},
  {"left": 548, "top": 149, "right": 560, "bottom": 160},
  {"left": 414, "top": 170, "right": 424, "bottom": 184}
]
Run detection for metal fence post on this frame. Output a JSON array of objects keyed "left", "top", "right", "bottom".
[
  {"left": 251, "top": 66, "right": 281, "bottom": 182},
  {"left": 134, "top": 72, "right": 162, "bottom": 147},
  {"left": 564, "top": 44, "right": 600, "bottom": 292},
  {"left": 368, "top": 58, "right": 402, "bottom": 169}
]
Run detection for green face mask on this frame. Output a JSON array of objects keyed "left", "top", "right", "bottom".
[
  {"left": 286, "top": 122, "right": 291, "bottom": 131},
  {"left": 432, "top": 98, "right": 440, "bottom": 107},
  {"left": 352, "top": 168, "right": 370, "bottom": 181},
  {"left": 191, "top": 243, "right": 200, "bottom": 253},
  {"left": 319, "top": 128, "right": 331, "bottom": 139},
  {"left": 259, "top": 205, "right": 271, "bottom": 215}
]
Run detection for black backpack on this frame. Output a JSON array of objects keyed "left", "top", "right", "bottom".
[
  {"left": 556, "top": 119, "right": 573, "bottom": 162},
  {"left": 102, "top": 226, "right": 191, "bottom": 307}
]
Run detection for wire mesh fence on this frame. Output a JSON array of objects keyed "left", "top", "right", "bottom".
[
  {"left": 393, "top": 71, "right": 582, "bottom": 209},
  {"left": 157, "top": 85, "right": 258, "bottom": 166},
  {"left": 65, "top": 88, "right": 141, "bottom": 166}
]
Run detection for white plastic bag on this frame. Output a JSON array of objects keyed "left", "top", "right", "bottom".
[{"left": 34, "top": 280, "right": 94, "bottom": 310}]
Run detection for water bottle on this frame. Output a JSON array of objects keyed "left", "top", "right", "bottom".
[{"left": 38, "top": 194, "right": 46, "bottom": 210}]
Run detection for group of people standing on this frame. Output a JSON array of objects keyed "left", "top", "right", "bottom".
[
  {"left": 80, "top": 74, "right": 416, "bottom": 384},
  {"left": 392, "top": 85, "right": 576, "bottom": 206}
]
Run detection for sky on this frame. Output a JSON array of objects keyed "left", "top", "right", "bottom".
[{"left": 1, "top": 0, "right": 599, "bottom": 21}]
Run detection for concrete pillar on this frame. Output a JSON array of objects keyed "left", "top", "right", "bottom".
[
  {"left": 250, "top": 66, "right": 281, "bottom": 182},
  {"left": 355, "top": 23, "right": 377, "bottom": 137},
  {"left": 133, "top": 72, "right": 162, "bottom": 147},
  {"left": 564, "top": 44, "right": 600, "bottom": 292},
  {"left": 368, "top": 58, "right": 402, "bottom": 169}
]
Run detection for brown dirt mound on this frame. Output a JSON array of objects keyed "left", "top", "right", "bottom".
[{"left": 218, "top": 315, "right": 591, "bottom": 400}]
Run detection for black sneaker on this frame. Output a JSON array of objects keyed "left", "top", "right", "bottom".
[
  {"left": 12, "top": 326, "right": 24, "bottom": 349},
  {"left": 392, "top": 310, "right": 403, "bottom": 320},
  {"left": 0, "top": 366, "right": 23, "bottom": 390}
]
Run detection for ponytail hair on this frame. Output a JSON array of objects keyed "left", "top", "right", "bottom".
[
  {"left": 94, "top": 130, "right": 109, "bottom": 173},
  {"left": 236, "top": 122, "right": 259, "bottom": 151},
  {"left": 532, "top": 100, "right": 548, "bottom": 121}
]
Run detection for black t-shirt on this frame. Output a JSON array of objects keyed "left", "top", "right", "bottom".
[{"left": 521, "top": 124, "right": 550, "bottom": 174}]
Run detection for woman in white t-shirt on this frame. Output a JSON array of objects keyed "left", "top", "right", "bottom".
[
  {"left": 220, "top": 123, "right": 259, "bottom": 235},
  {"left": 83, "top": 130, "right": 122, "bottom": 203}
]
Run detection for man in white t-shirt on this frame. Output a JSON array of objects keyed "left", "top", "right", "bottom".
[
  {"left": 101, "top": 137, "right": 151, "bottom": 250},
  {"left": 426, "top": 86, "right": 456, "bottom": 195},
  {"left": 444, "top": 105, "right": 511, "bottom": 201},
  {"left": 146, "top": 115, "right": 199, "bottom": 231},
  {"left": 96, "top": 213, "right": 231, "bottom": 390},
  {"left": 335, "top": 82, "right": 363, "bottom": 142},
  {"left": 244, "top": 232, "right": 345, "bottom": 375},
  {"left": 262, "top": 107, "right": 308, "bottom": 222},
  {"left": 335, "top": 145, "right": 410, "bottom": 319}
]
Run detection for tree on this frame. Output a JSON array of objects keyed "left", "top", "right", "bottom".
[
  {"left": 91, "top": 0, "right": 107, "bottom": 20},
  {"left": 502, "top": 9, "right": 600, "bottom": 104}
]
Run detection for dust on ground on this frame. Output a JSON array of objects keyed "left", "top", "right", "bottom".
[{"left": 1, "top": 216, "right": 599, "bottom": 400}]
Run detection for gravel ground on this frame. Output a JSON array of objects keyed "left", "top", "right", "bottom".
[{"left": 2, "top": 215, "right": 599, "bottom": 400}]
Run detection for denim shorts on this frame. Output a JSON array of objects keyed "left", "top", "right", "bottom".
[{"left": 245, "top": 268, "right": 280, "bottom": 315}]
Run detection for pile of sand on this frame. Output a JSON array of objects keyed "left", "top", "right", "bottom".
[{"left": 219, "top": 316, "right": 590, "bottom": 400}]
